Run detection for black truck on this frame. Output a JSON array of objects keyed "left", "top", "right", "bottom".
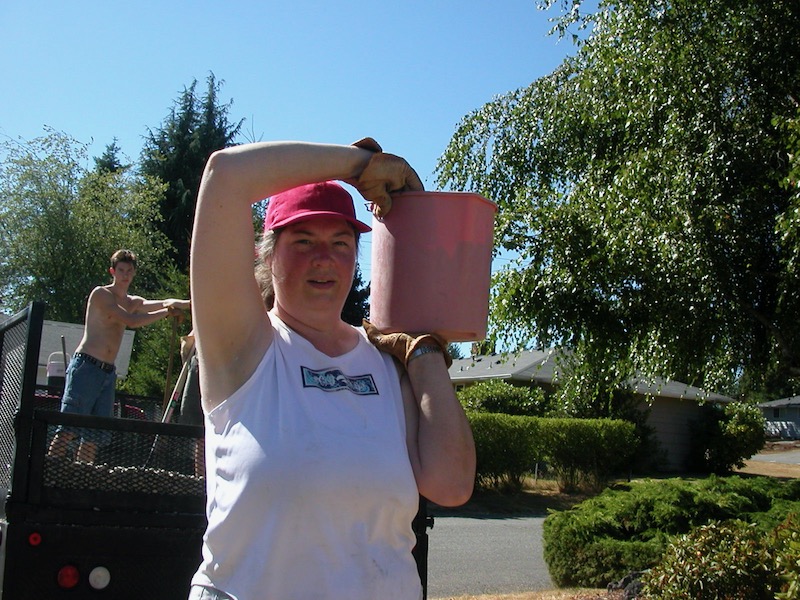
[{"left": 0, "top": 302, "right": 431, "bottom": 599}]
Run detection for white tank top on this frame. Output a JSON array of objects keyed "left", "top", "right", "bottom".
[{"left": 191, "top": 313, "right": 422, "bottom": 600}]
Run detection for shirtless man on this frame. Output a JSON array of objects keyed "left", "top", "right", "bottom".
[{"left": 49, "top": 249, "right": 190, "bottom": 463}]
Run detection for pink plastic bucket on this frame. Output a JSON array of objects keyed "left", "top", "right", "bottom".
[{"left": 369, "top": 191, "right": 497, "bottom": 342}]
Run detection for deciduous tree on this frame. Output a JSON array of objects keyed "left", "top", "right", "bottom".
[
  {"left": 0, "top": 129, "right": 176, "bottom": 322},
  {"left": 436, "top": 0, "right": 800, "bottom": 404}
]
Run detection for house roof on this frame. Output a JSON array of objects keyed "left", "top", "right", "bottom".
[
  {"left": 449, "top": 349, "right": 733, "bottom": 403},
  {"left": 760, "top": 396, "right": 800, "bottom": 408},
  {"left": 449, "top": 348, "right": 559, "bottom": 384}
]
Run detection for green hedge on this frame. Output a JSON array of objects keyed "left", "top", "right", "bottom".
[
  {"left": 467, "top": 413, "right": 638, "bottom": 491},
  {"left": 538, "top": 418, "right": 638, "bottom": 492},
  {"left": 468, "top": 412, "right": 543, "bottom": 489}
]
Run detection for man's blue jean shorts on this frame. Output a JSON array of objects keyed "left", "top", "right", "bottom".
[{"left": 59, "top": 353, "right": 116, "bottom": 445}]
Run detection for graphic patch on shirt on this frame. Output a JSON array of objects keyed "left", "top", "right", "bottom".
[{"left": 301, "top": 366, "right": 379, "bottom": 395}]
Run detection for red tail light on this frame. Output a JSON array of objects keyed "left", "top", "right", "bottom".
[{"left": 57, "top": 565, "right": 80, "bottom": 589}]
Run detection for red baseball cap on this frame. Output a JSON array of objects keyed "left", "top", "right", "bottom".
[{"left": 264, "top": 181, "right": 371, "bottom": 233}]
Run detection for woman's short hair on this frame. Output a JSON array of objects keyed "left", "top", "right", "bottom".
[{"left": 254, "top": 230, "right": 280, "bottom": 308}]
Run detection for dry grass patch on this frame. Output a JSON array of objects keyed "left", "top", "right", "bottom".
[
  {"left": 430, "top": 477, "right": 591, "bottom": 518},
  {"left": 433, "top": 591, "right": 622, "bottom": 600}
]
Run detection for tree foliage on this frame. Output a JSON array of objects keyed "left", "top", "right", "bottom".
[
  {"left": 341, "top": 265, "right": 370, "bottom": 326},
  {"left": 436, "top": 0, "right": 800, "bottom": 400},
  {"left": 94, "top": 138, "right": 129, "bottom": 174},
  {"left": 0, "top": 129, "right": 176, "bottom": 321},
  {"left": 457, "top": 378, "right": 551, "bottom": 416},
  {"left": 140, "top": 72, "right": 243, "bottom": 271}
]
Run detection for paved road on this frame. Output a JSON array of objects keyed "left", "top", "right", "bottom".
[
  {"left": 426, "top": 515, "right": 552, "bottom": 599},
  {"left": 749, "top": 449, "right": 800, "bottom": 465}
]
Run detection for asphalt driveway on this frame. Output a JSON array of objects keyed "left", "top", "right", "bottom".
[
  {"left": 749, "top": 448, "right": 800, "bottom": 465},
  {"left": 427, "top": 515, "right": 552, "bottom": 598}
]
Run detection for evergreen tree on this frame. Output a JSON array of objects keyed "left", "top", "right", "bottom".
[
  {"left": 141, "top": 73, "right": 243, "bottom": 271},
  {"left": 94, "top": 138, "right": 129, "bottom": 174},
  {"left": 341, "top": 266, "right": 370, "bottom": 326}
]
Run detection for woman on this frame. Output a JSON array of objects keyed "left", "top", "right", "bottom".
[{"left": 188, "top": 139, "right": 476, "bottom": 600}]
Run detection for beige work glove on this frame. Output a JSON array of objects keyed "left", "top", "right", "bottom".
[
  {"left": 363, "top": 320, "right": 452, "bottom": 369},
  {"left": 180, "top": 332, "right": 195, "bottom": 364},
  {"left": 346, "top": 138, "right": 424, "bottom": 219}
]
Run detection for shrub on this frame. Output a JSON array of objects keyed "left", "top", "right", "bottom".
[
  {"left": 543, "top": 518, "right": 665, "bottom": 588},
  {"left": 543, "top": 483, "right": 665, "bottom": 587},
  {"left": 458, "top": 379, "right": 551, "bottom": 416},
  {"left": 640, "top": 520, "right": 780, "bottom": 599},
  {"left": 687, "top": 401, "right": 766, "bottom": 473},
  {"left": 774, "top": 513, "right": 800, "bottom": 600},
  {"left": 543, "top": 476, "right": 800, "bottom": 589}
]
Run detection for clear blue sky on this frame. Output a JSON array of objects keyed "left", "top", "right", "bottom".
[{"left": 1, "top": 0, "right": 577, "bottom": 279}]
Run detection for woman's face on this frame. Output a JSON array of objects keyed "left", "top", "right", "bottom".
[{"left": 270, "top": 217, "right": 357, "bottom": 316}]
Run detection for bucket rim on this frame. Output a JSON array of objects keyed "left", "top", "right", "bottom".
[{"left": 389, "top": 190, "right": 497, "bottom": 213}]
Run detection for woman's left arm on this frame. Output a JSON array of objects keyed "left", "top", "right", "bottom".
[{"left": 401, "top": 352, "right": 476, "bottom": 507}]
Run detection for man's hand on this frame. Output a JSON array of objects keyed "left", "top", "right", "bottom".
[
  {"left": 363, "top": 320, "right": 451, "bottom": 368},
  {"left": 168, "top": 306, "right": 186, "bottom": 324},
  {"left": 346, "top": 138, "right": 424, "bottom": 218},
  {"left": 162, "top": 299, "right": 189, "bottom": 324},
  {"left": 164, "top": 299, "right": 191, "bottom": 311}
]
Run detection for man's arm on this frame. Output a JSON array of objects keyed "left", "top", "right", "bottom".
[
  {"left": 95, "top": 289, "right": 173, "bottom": 329},
  {"left": 136, "top": 298, "right": 191, "bottom": 312}
]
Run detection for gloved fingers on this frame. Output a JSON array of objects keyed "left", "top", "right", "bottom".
[
  {"left": 372, "top": 196, "right": 390, "bottom": 219},
  {"left": 362, "top": 319, "right": 383, "bottom": 344},
  {"left": 343, "top": 139, "right": 387, "bottom": 214},
  {"left": 369, "top": 153, "right": 423, "bottom": 193},
  {"left": 400, "top": 162, "right": 424, "bottom": 193},
  {"left": 351, "top": 137, "right": 383, "bottom": 153},
  {"left": 351, "top": 138, "right": 422, "bottom": 193},
  {"left": 353, "top": 153, "right": 423, "bottom": 217},
  {"left": 360, "top": 186, "right": 392, "bottom": 218}
]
